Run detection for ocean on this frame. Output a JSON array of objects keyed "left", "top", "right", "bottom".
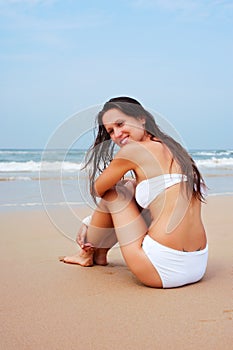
[{"left": 0, "top": 148, "right": 233, "bottom": 212}]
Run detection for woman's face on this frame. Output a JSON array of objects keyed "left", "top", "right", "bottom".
[{"left": 102, "top": 108, "right": 147, "bottom": 147}]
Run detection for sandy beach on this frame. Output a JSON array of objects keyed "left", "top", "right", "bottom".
[{"left": 0, "top": 195, "right": 232, "bottom": 350}]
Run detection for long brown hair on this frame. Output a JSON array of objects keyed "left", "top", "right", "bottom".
[{"left": 84, "top": 96, "right": 206, "bottom": 202}]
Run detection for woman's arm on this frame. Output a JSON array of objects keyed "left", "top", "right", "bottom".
[
  {"left": 94, "top": 157, "right": 136, "bottom": 197},
  {"left": 94, "top": 145, "right": 137, "bottom": 197}
]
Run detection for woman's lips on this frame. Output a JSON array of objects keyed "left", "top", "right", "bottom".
[{"left": 119, "top": 136, "right": 129, "bottom": 146}]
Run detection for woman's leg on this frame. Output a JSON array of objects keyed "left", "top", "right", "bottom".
[
  {"left": 99, "top": 188, "right": 163, "bottom": 287},
  {"left": 87, "top": 209, "right": 118, "bottom": 265},
  {"left": 60, "top": 187, "right": 162, "bottom": 287},
  {"left": 60, "top": 208, "right": 117, "bottom": 266}
]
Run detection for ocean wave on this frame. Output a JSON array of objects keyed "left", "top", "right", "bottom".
[
  {"left": 196, "top": 157, "right": 233, "bottom": 169},
  {"left": 0, "top": 150, "right": 41, "bottom": 154},
  {"left": 0, "top": 176, "right": 32, "bottom": 181},
  {"left": 208, "top": 192, "right": 233, "bottom": 197},
  {"left": 0, "top": 201, "right": 82, "bottom": 208},
  {"left": 0, "top": 174, "right": 85, "bottom": 181},
  {"left": 191, "top": 150, "right": 233, "bottom": 157},
  {"left": 1, "top": 158, "right": 233, "bottom": 175},
  {"left": 0, "top": 161, "right": 83, "bottom": 172}
]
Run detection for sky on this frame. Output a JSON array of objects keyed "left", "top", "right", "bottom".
[{"left": 0, "top": 0, "right": 233, "bottom": 150}]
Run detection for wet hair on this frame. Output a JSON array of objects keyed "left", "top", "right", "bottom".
[{"left": 84, "top": 96, "right": 206, "bottom": 202}]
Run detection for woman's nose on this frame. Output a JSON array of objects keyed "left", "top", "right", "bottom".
[{"left": 114, "top": 128, "right": 122, "bottom": 138}]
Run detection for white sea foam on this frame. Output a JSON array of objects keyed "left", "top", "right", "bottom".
[
  {"left": 192, "top": 150, "right": 233, "bottom": 157},
  {"left": 196, "top": 157, "right": 233, "bottom": 169},
  {"left": 8, "top": 176, "right": 32, "bottom": 181},
  {"left": 208, "top": 192, "right": 233, "bottom": 197},
  {"left": 0, "top": 150, "right": 39, "bottom": 154},
  {"left": 0, "top": 161, "right": 83, "bottom": 172},
  {"left": 0, "top": 201, "right": 82, "bottom": 208}
]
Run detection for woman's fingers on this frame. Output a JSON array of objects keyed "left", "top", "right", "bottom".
[{"left": 76, "top": 224, "right": 88, "bottom": 247}]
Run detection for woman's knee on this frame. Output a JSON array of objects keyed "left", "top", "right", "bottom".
[
  {"left": 102, "top": 188, "right": 119, "bottom": 202},
  {"left": 102, "top": 186, "right": 135, "bottom": 209}
]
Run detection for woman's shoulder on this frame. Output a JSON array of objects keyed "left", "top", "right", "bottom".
[
  {"left": 115, "top": 141, "right": 150, "bottom": 159},
  {"left": 115, "top": 141, "right": 164, "bottom": 169}
]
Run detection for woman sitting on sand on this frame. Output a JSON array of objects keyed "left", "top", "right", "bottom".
[{"left": 60, "top": 97, "right": 208, "bottom": 288}]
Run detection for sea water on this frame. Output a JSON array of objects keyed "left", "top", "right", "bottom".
[{"left": 0, "top": 148, "right": 233, "bottom": 211}]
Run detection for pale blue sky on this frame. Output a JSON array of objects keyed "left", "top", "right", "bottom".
[{"left": 1, "top": 0, "right": 232, "bottom": 149}]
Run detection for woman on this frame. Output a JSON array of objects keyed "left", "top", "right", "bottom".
[{"left": 60, "top": 97, "right": 208, "bottom": 288}]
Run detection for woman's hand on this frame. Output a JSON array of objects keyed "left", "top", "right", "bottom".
[
  {"left": 118, "top": 178, "right": 136, "bottom": 186},
  {"left": 116, "top": 178, "right": 136, "bottom": 197},
  {"left": 76, "top": 223, "right": 94, "bottom": 251}
]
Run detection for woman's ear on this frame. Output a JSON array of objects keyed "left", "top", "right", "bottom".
[{"left": 140, "top": 117, "right": 146, "bottom": 126}]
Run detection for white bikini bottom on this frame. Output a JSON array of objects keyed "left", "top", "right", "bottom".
[{"left": 142, "top": 234, "right": 208, "bottom": 288}]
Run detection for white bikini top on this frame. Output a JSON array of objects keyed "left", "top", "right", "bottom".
[{"left": 135, "top": 173, "right": 187, "bottom": 208}]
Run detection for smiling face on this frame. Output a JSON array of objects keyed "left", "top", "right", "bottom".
[{"left": 102, "top": 108, "right": 147, "bottom": 147}]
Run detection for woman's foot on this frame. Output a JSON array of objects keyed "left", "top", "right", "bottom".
[
  {"left": 59, "top": 247, "right": 109, "bottom": 267},
  {"left": 93, "top": 248, "right": 109, "bottom": 266},
  {"left": 59, "top": 247, "right": 94, "bottom": 267}
]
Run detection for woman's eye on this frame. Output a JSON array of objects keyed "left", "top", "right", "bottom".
[
  {"left": 108, "top": 129, "right": 113, "bottom": 134},
  {"left": 117, "top": 121, "right": 124, "bottom": 127}
]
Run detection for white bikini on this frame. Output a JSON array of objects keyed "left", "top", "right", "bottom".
[
  {"left": 135, "top": 173, "right": 188, "bottom": 209},
  {"left": 136, "top": 174, "right": 208, "bottom": 288}
]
